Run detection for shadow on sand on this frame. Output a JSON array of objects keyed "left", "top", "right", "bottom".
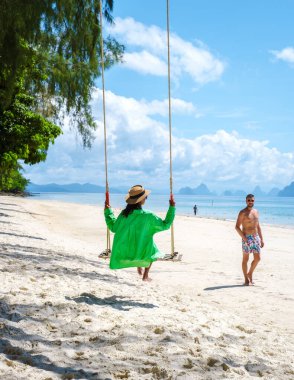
[
  {"left": 0, "top": 212, "right": 10, "bottom": 218},
  {"left": 0, "top": 339, "right": 99, "bottom": 379},
  {"left": 0, "top": 206, "right": 41, "bottom": 215},
  {"left": 204, "top": 284, "right": 248, "bottom": 291},
  {"left": 68, "top": 292, "right": 158, "bottom": 311},
  {"left": 0, "top": 231, "right": 46, "bottom": 240},
  {"left": 0, "top": 242, "right": 137, "bottom": 286},
  {"left": 0, "top": 300, "right": 100, "bottom": 379},
  {"left": 0, "top": 202, "right": 20, "bottom": 207}
]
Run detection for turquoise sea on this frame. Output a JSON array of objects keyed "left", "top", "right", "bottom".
[{"left": 31, "top": 192, "right": 294, "bottom": 228}]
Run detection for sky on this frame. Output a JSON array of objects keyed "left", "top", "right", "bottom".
[{"left": 24, "top": 0, "right": 294, "bottom": 194}]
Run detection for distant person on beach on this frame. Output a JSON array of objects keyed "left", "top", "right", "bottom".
[
  {"left": 235, "top": 194, "right": 264, "bottom": 285},
  {"left": 104, "top": 185, "right": 176, "bottom": 282},
  {"left": 193, "top": 204, "right": 198, "bottom": 215}
]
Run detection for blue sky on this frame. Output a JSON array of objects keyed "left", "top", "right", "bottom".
[{"left": 25, "top": 0, "right": 294, "bottom": 193}]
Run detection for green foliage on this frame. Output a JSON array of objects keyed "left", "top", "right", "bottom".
[
  {"left": 0, "top": 82, "right": 62, "bottom": 192},
  {"left": 0, "top": 1, "right": 122, "bottom": 191},
  {"left": 0, "top": 0, "right": 124, "bottom": 146},
  {"left": 0, "top": 157, "right": 29, "bottom": 193},
  {"left": 1, "top": 93, "right": 61, "bottom": 164}
]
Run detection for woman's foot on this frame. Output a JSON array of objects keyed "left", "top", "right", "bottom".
[
  {"left": 142, "top": 277, "right": 152, "bottom": 282},
  {"left": 142, "top": 263, "right": 152, "bottom": 282},
  {"left": 142, "top": 269, "right": 151, "bottom": 282},
  {"left": 137, "top": 267, "right": 143, "bottom": 276}
]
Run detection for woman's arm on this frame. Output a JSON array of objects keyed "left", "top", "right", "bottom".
[
  {"left": 150, "top": 205, "right": 176, "bottom": 233},
  {"left": 104, "top": 207, "right": 118, "bottom": 233}
]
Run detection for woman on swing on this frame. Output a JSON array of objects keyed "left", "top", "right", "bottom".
[{"left": 104, "top": 185, "right": 176, "bottom": 281}]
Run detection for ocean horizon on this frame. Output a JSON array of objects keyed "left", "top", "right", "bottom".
[{"left": 30, "top": 192, "right": 294, "bottom": 228}]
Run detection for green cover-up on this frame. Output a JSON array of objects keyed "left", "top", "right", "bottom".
[{"left": 104, "top": 206, "right": 176, "bottom": 269}]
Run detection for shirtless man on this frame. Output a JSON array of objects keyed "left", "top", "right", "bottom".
[{"left": 235, "top": 194, "right": 264, "bottom": 285}]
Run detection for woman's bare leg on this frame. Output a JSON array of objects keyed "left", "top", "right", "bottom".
[{"left": 142, "top": 263, "right": 152, "bottom": 282}]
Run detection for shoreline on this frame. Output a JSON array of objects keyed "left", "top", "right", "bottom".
[
  {"left": 1, "top": 195, "right": 293, "bottom": 379},
  {"left": 9, "top": 192, "right": 294, "bottom": 229}
]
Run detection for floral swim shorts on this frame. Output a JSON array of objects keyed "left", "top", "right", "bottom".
[{"left": 242, "top": 234, "right": 261, "bottom": 254}]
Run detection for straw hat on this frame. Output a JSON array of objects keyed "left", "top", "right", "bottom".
[{"left": 125, "top": 185, "right": 151, "bottom": 204}]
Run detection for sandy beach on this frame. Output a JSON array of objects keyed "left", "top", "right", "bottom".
[{"left": 0, "top": 195, "right": 293, "bottom": 379}]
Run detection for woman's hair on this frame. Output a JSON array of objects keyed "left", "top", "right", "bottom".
[{"left": 122, "top": 203, "right": 142, "bottom": 218}]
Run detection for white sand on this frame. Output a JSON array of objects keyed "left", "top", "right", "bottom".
[{"left": 0, "top": 195, "right": 293, "bottom": 379}]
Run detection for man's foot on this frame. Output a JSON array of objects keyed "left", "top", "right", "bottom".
[
  {"left": 247, "top": 272, "right": 254, "bottom": 285},
  {"left": 137, "top": 267, "right": 143, "bottom": 276}
]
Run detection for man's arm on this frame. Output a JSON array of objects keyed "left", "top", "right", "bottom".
[
  {"left": 235, "top": 211, "right": 246, "bottom": 241},
  {"left": 257, "top": 215, "right": 264, "bottom": 247}
]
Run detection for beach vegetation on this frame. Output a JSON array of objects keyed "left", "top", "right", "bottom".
[
  {"left": 0, "top": 0, "right": 124, "bottom": 192},
  {"left": 0, "top": 79, "right": 61, "bottom": 193},
  {"left": 0, "top": 0, "right": 124, "bottom": 146}
]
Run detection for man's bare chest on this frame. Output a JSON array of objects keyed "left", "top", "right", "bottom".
[{"left": 243, "top": 211, "right": 258, "bottom": 225}]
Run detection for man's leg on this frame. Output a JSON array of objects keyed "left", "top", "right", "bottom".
[
  {"left": 247, "top": 253, "right": 261, "bottom": 284},
  {"left": 242, "top": 253, "right": 250, "bottom": 285},
  {"left": 143, "top": 263, "right": 152, "bottom": 282}
]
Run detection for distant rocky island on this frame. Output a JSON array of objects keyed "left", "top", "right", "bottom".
[
  {"left": 178, "top": 182, "right": 294, "bottom": 197},
  {"left": 178, "top": 183, "right": 215, "bottom": 196},
  {"left": 26, "top": 181, "right": 294, "bottom": 196},
  {"left": 278, "top": 181, "right": 294, "bottom": 197}
]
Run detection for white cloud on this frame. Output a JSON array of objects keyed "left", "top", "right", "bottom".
[
  {"left": 24, "top": 88, "right": 294, "bottom": 193},
  {"left": 271, "top": 47, "right": 294, "bottom": 65},
  {"left": 173, "top": 131, "right": 294, "bottom": 192},
  {"left": 108, "top": 17, "right": 166, "bottom": 52},
  {"left": 122, "top": 51, "right": 167, "bottom": 75},
  {"left": 108, "top": 17, "right": 225, "bottom": 84},
  {"left": 141, "top": 98, "right": 199, "bottom": 117}
]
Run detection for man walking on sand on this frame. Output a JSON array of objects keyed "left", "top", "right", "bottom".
[
  {"left": 235, "top": 194, "right": 264, "bottom": 285},
  {"left": 193, "top": 204, "right": 198, "bottom": 215}
]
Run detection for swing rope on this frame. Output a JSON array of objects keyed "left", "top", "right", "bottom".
[
  {"left": 99, "top": 0, "right": 180, "bottom": 261},
  {"left": 166, "top": 0, "right": 176, "bottom": 257},
  {"left": 99, "top": 0, "right": 111, "bottom": 254}
]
